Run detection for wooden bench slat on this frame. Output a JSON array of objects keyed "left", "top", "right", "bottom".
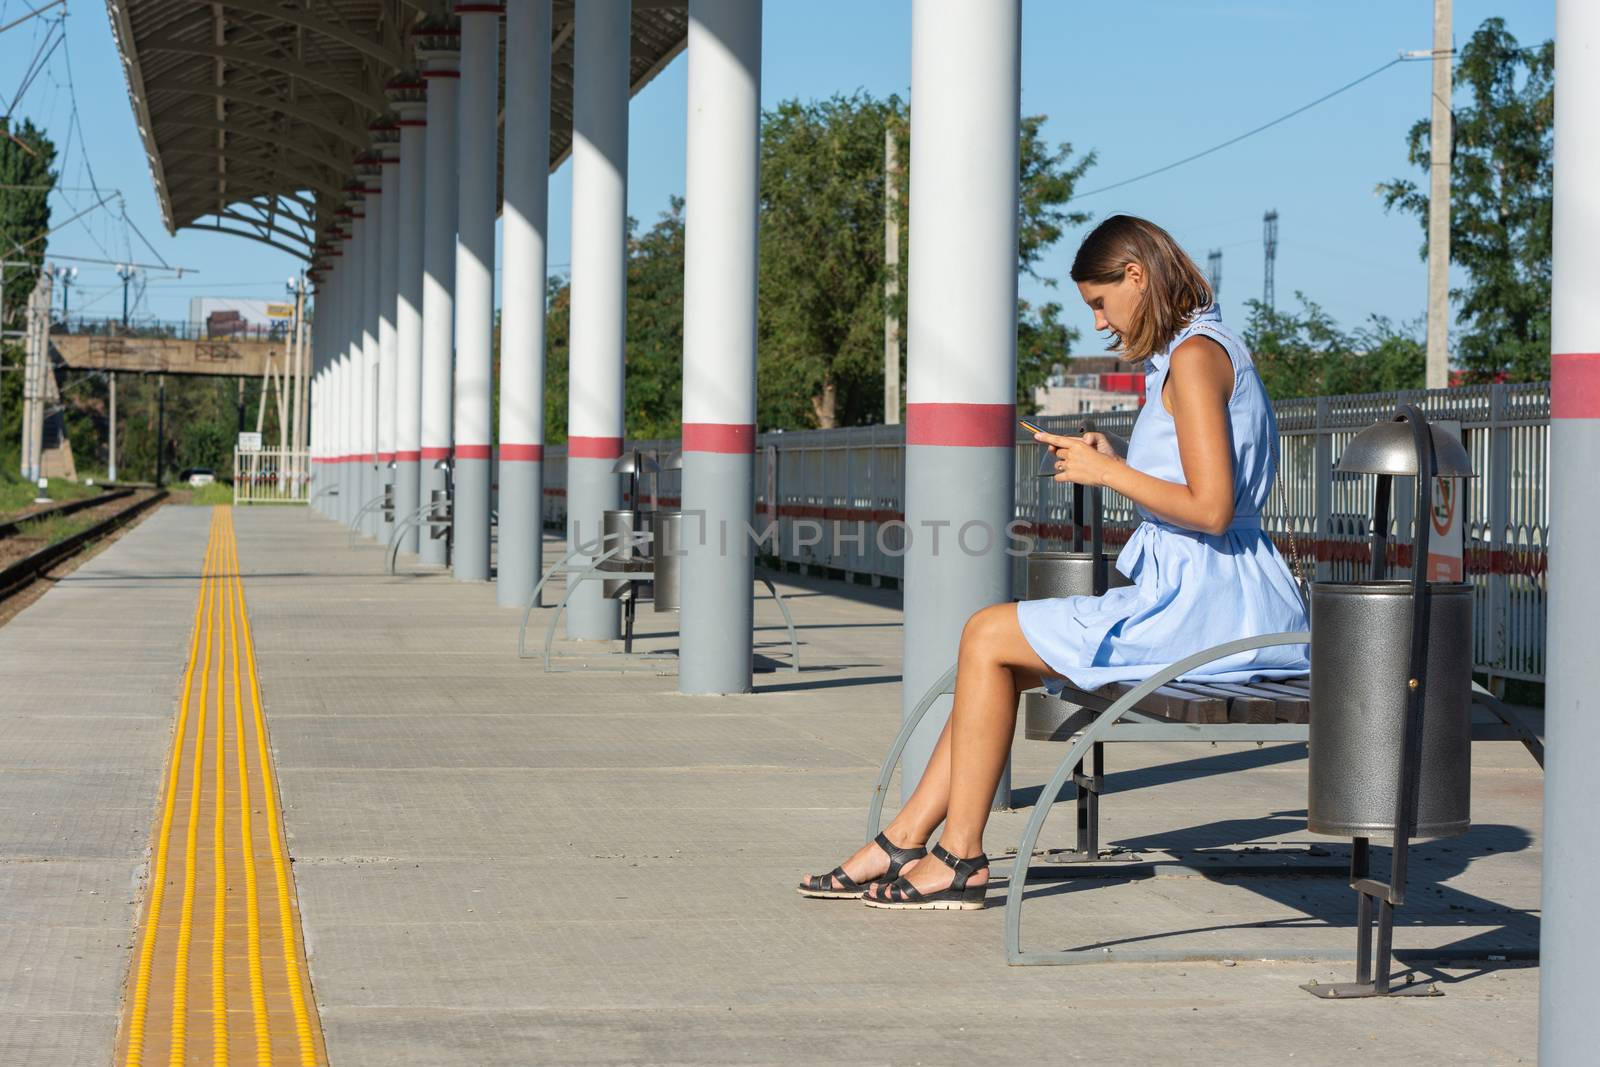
[
  {"left": 1052, "top": 670, "right": 1316, "bottom": 728},
  {"left": 1060, "top": 681, "right": 1228, "bottom": 724},
  {"left": 1202, "top": 681, "right": 1308, "bottom": 724},
  {"left": 1169, "top": 681, "right": 1278, "bottom": 724}
]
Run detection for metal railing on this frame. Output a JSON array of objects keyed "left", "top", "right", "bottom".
[
  {"left": 51, "top": 315, "right": 295, "bottom": 343},
  {"left": 530, "top": 382, "right": 1549, "bottom": 683},
  {"left": 232, "top": 449, "right": 311, "bottom": 504}
]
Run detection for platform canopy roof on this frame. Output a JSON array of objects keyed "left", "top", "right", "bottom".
[{"left": 105, "top": 0, "right": 688, "bottom": 270}]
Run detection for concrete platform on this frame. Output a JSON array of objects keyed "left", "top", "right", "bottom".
[{"left": 0, "top": 506, "right": 1544, "bottom": 1065}]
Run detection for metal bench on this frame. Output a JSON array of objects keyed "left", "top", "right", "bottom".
[{"left": 865, "top": 632, "right": 1545, "bottom": 967}]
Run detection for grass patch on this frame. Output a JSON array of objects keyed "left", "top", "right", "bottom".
[
  {"left": 13, "top": 512, "right": 97, "bottom": 546},
  {"left": 0, "top": 476, "right": 102, "bottom": 522},
  {"left": 181, "top": 482, "right": 235, "bottom": 506}
]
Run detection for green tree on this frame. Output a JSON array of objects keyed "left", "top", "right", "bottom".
[
  {"left": 541, "top": 96, "right": 1096, "bottom": 438},
  {"left": 758, "top": 94, "right": 895, "bottom": 429},
  {"left": 759, "top": 94, "right": 1095, "bottom": 429},
  {"left": 622, "top": 199, "right": 685, "bottom": 439},
  {"left": 0, "top": 119, "right": 57, "bottom": 477},
  {"left": 544, "top": 276, "right": 571, "bottom": 444},
  {"left": 541, "top": 200, "right": 686, "bottom": 443},
  {"left": 0, "top": 117, "right": 56, "bottom": 333},
  {"left": 1379, "top": 18, "right": 1553, "bottom": 383},
  {"left": 1242, "top": 294, "right": 1425, "bottom": 400},
  {"left": 1243, "top": 295, "right": 1353, "bottom": 400}
]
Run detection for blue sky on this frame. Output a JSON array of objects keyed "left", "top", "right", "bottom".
[{"left": 3, "top": 0, "right": 1554, "bottom": 352}]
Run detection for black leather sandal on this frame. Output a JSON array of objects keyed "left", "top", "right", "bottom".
[
  {"left": 862, "top": 842, "right": 989, "bottom": 910},
  {"left": 796, "top": 832, "right": 927, "bottom": 899}
]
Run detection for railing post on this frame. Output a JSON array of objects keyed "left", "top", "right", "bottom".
[
  {"left": 1487, "top": 384, "right": 1512, "bottom": 674},
  {"left": 1314, "top": 396, "right": 1333, "bottom": 582}
]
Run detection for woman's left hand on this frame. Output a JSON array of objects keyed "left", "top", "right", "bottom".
[{"left": 1033, "top": 431, "right": 1121, "bottom": 487}]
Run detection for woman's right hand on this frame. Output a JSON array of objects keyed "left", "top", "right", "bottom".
[{"left": 1080, "top": 432, "right": 1125, "bottom": 461}]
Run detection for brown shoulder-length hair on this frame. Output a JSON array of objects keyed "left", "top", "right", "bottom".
[{"left": 1069, "top": 215, "right": 1213, "bottom": 362}]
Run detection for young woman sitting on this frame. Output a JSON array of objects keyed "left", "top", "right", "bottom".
[{"left": 797, "top": 214, "right": 1311, "bottom": 910}]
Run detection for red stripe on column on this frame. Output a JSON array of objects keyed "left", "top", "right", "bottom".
[
  {"left": 455, "top": 445, "right": 492, "bottom": 460},
  {"left": 1552, "top": 353, "right": 1600, "bottom": 419},
  {"left": 500, "top": 444, "right": 544, "bottom": 461},
  {"left": 396, "top": 450, "right": 421, "bottom": 462},
  {"left": 378, "top": 452, "right": 395, "bottom": 462},
  {"left": 905, "top": 402, "right": 1016, "bottom": 447},
  {"left": 567, "top": 436, "right": 624, "bottom": 459},
  {"left": 421, "top": 447, "right": 451, "bottom": 460},
  {"left": 683, "top": 423, "right": 755, "bottom": 454}
]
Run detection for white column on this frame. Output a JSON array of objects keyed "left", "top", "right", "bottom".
[
  {"left": 419, "top": 47, "right": 460, "bottom": 568},
  {"left": 451, "top": 3, "right": 502, "bottom": 582},
  {"left": 565, "top": 0, "right": 630, "bottom": 639},
  {"left": 319, "top": 259, "right": 334, "bottom": 515},
  {"left": 395, "top": 92, "right": 428, "bottom": 553},
  {"left": 378, "top": 136, "right": 401, "bottom": 535},
  {"left": 361, "top": 181, "right": 385, "bottom": 536},
  {"left": 498, "top": 0, "right": 553, "bottom": 608},
  {"left": 899, "top": 0, "right": 1021, "bottom": 805},
  {"left": 308, "top": 269, "right": 323, "bottom": 510},
  {"left": 1543, "top": 1, "right": 1600, "bottom": 1057},
  {"left": 679, "top": 0, "right": 761, "bottom": 693},
  {"left": 340, "top": 212, "right": 362, "bottom": 524},
  {"left": 328, "top": 245, "right": 346, "bottom": 519}
]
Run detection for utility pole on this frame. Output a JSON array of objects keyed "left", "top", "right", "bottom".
[
  {"left": 1207, "top": 248, "right": 1223, "bottom": 305},
  {"left": 1425, "top": 0, "right": 1453, "bottom": 389},
  {"left": 112, "top": 264, "right": 137, "bottom": 482},
  {"left": 155, "top": 375, "right": 167, "bottom": 487},
  {"left": 20, "top": 272, "right": 51, "bottom": 482},
  {"left": 287, "top": 273, "right": 307, "bottom": 488},
  {"left": 1262, "top": 210, "right": 1279, "bottom": 314},
  {"left": 883, "top": 120, "right": 902, "bottom": 425}
]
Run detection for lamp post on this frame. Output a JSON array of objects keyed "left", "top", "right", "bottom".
[{"left": 51, "top": 265, "right": 78, "bottom": 325}]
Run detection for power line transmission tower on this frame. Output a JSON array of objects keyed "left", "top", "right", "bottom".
[
  {"left": 1262, "top": 209, "right": 1279, "bottom": 313},
  {"left": 1207, "top": 249, "right": 1223, "bottom": 303}
]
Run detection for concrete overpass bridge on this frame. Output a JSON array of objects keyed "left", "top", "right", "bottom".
[{"left": 49, "top": 327, "right": 291, "bottom": 379}]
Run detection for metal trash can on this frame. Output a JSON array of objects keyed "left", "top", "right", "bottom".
[
  {"left": 650, "top": 510, "right": 683, "bottom": 612},
  {"left": 601, "top": 508, "right": 652, "bottom": 600},
  {"left": 1307, "top": 580, "right": 1473, "bottom": 838},
  {"left": 1025, "top": 551, "right": 1132, "bottom": 600},
  {"left": 1021, "top": 551, "right": 1132, "bottom": 742},
  {"left": 427, "top": 489, "right": 451, "bottom": 540}
]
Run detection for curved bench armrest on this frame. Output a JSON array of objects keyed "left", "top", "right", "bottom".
[
  {"left": 865, "top": 662, "right": 960, "bottom": 842},
  {"left": 1005, "top": 630, "right": 1310, "bottom": 965}
]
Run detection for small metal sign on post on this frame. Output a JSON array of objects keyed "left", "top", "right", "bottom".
[
  {"left": 238, "top": 431, "right": 263, "bottom": 453},
  {"left": 1425, "top": 420, "right": 1464, "bottom": 582}
]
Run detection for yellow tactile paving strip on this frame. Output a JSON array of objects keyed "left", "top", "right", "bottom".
[{"left": 116, "top": 508, "right": 327, "bottom": 1066}]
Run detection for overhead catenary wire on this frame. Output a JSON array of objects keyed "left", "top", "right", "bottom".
[
  {"left": 1069, "top": 54, "right": 1437, "bottom": 202},
  {"left": 0, "top": 0, "right": 64, "bottom": 38},
  {"left": 2, "top": 9, "right": 62, "bottom": 118}
]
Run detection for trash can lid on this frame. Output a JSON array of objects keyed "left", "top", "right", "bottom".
[{"left": 1335, "top": 419, "right": 1474, "bottom": 478}]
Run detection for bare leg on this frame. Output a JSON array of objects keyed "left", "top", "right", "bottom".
[
  {"left": 801, "top": 602, "right": 1054, "bottom": 893},
  {"left": 887, "top": 602, "right": 1056, "bottom": 896}
]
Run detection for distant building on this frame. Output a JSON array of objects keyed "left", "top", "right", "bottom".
[
  {"left": 1030, "top": 355, "right": 1146, "bottom": 416},
  {"left": 187, "top": 297, "right": 296, "bottom": 339}
]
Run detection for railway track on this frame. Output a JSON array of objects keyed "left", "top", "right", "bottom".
[
  {"left": 0, "top": 488, "right": 169, "bottom": 604},
  {"left": 0, "top": 486, "right": 136, "bottom": 539}
]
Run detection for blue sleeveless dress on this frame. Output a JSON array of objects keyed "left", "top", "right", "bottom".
[{"left": 1016, "top": 305, "right": 1310, "bottom": 694}]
